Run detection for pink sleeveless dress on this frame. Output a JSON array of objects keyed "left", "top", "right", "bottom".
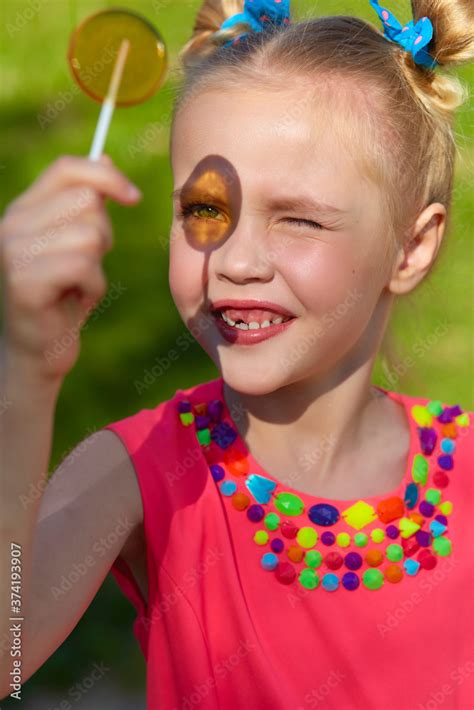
[{"left": 102, "top": 376, "right": 474, "bottom": 709}]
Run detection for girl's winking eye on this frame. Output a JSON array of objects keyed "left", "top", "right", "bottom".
[
  {"left": 177, "top": 201, "right": 324, "bottom": 230},
  {"left": 285, "top": 217, "right": 324, "bottom": 230}
]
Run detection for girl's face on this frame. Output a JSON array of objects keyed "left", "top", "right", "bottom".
[{"left": 169, "top": 85, "right": 394, "bottom": 395}]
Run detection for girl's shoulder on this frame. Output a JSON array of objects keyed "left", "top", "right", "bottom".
[
  {"left": 394, "top": 388, "right": 472, "bottom": 425},
  {"left": 101, "top": 374, "right": 223, "bottom": 450},
  {"left": 391, "top": 387, "right": 473, "bottom": 466}
]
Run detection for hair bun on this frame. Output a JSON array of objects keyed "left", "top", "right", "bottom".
[
  {"left": 179, "top": 0, "right": 246, "bottom": 69},
  {"left": 411, "top": 0, "right": 474, "bottom": 67}
]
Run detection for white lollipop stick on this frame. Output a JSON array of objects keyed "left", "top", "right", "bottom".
[{"left": 88, "top": 38, "right": 130, "bottom": 161}]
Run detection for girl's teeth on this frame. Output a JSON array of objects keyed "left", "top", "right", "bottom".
[{"left": 220, "top": 313, "right": 286, "bottom": 329}]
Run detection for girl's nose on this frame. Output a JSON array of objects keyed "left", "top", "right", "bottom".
[{"left": 214, "top": 219, "right": 275, "bottom": 284}]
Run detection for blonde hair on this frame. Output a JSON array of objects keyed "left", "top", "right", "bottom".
[{"left": 172, "top": 0, "right": 474, "bottom": 258}]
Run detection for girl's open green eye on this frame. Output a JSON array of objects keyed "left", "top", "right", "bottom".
[{"left": 178, "top": 202, "right": 226, "bottom": 221}]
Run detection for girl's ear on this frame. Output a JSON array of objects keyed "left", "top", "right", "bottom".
[{"left": 388, "top": 202, "right": 447, "bottom": 295}]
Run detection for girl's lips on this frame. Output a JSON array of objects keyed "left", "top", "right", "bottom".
[{"left": 213, "top": 312, "right": 297, "bottom": 345}]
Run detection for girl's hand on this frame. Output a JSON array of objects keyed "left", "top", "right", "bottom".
[{"left": 0, "top": 154, "right": 142, "bottom": 383}]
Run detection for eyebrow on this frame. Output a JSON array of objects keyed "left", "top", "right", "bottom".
[
  {"left": 170, "top": 188, "right": 348, "bottom": 216},
  {"left": 170, "top": 187, "right": 226, "bottom": 202},
  {"left": 264, "top": 196, "right": 349, "bottom": 216}
]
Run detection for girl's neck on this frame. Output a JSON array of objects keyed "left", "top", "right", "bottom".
[{"left": 222, "top": 372, "right": 411, "bottom": 500}]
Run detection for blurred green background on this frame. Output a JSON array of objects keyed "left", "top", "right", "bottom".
[{"left": 0, "top": 0, "right": 472, "bottom": 705}]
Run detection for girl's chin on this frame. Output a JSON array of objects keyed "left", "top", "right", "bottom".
[{"left": 216, "top": 362, "right": 290, "bottom": 396}]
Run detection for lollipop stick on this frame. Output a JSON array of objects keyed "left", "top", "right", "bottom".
[{"left": 88, "top": 38, "right": 130, "bottom": 161}]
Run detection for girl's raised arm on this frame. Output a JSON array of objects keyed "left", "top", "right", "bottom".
[{"left": 0, "top": 155, "right": 143, "bottom": 698}]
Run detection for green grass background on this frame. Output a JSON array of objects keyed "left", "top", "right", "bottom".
[{"left": 1, "top": 0, "right": 472, "bottom": 700}]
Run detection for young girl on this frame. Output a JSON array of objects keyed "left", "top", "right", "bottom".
[{"left": 1, "top": 0, "right": 473, "bottom": 708}]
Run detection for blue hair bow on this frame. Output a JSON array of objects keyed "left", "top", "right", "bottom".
[
  {"left": 369, "top": 0, "right": 438, "bottom": 69},
  {"left": 218, "top": 0, "right": 291, "bottom": 48}
]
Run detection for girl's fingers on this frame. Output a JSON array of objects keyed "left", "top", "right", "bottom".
[
  {"left": 7, "top": 154, "right": 141, "bottom": 211},
  {"left": 24, "top": 221, "right": 113, "bottom": 260},
  {"left": 11, "top": 251, "right": 108, "bottom": 312},
  {"left": 2, "top": 186, "right": 113, "bottom": 242},
  {"left": 98, "top": 154, "right": 114, "bottom": 167}
]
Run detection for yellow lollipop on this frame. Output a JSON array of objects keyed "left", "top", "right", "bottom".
[{"left": 67, "top": 7, "right": 168, "bottom": 160}]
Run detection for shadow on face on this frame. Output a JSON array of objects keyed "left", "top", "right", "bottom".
[{"left": 172, "top": 153, "right": 244, "bottom": 344}]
